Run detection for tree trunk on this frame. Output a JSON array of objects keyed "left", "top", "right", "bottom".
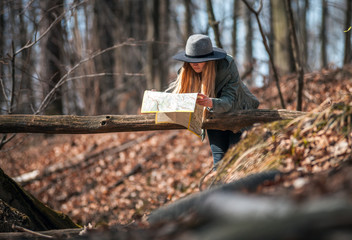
[
  {"left": 206, "top": 0, "right": 223, "bottom": 48},
  {"left": 244, "top": 5, "right": 254, "bottom": 85},
  {"left": 18, "top": 0, "right": 32, "bottom": 114},
  {"left": 184, "top": 0, "right": 193, "bottom": 40},
  {"left": 344, "top": 0, "right": 352, "bottom": 65},
  {"left": 0, "top": 1, "right": 4, "bottom": 111},
  {"left": 39, "top": 0, "right": 65, "bottom": 115},
  {"left": 0, "top": 168, "right": 80, "bottom": 231},
  {"left": 300, "top": 0, "right": 309, "bottom": 70},
  {"left": 146, "top": 0, "right": 169, "bottom": 92},
  {"left": 159, "top": 0, "right": 170, "bottom": 90},
  {"left": 242, "top": 0, "right": 286, "bottom": 109},
  {"left": 0, "top": 110, "right": 306, "bottom": 134},
  {"left": 285, "top": 0, "right": 304, "bottom": 111},
  {"left": 92, "top": 0, "right": 117, "bottom": 114},
  {"left": 232, "top": 0, "right": 240, "bottom": 56},
  {"left": 271, "top": 0, "right": 293, "bottom": 74},
  {"left": 321, "top": 0, "right": 328, "bottom": 68}
]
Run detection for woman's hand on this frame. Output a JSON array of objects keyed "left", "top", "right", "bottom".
[{"left": 196, "top": 93, "right": 213, "bottom": 108}]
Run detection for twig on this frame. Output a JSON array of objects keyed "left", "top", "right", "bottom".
[
  {"left": 14, "top": 1, "right": 87, "bottom": 56},
  {"left": 12, "top": 225, "right": 54, "bottom": 239},
  {"left": 198, "top": 166, "right": 214, "bottom": 191},
  {"left": 10, "top": 41, "right": 15, "bottom": 114},
  {"left": 64, "top": 72, "right": 145, "bottom": 82},
  {"left": 0, "top": 133, "right": 16, "bottom": 150}
]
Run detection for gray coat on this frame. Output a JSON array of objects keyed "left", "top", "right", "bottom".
[{"left": 210, "top": 55, "right": 259, "bottom": 114}]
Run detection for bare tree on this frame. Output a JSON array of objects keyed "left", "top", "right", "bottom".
[
  {"left": 344, "top": 0, "right": 352, "bottom": 65},
  {"left": 184, "top": 0, "right": 193, "bottom": 40},
  {"left": 92, "top": 0, "right": 118, "bottom": 114},
  {"left": 17, "top": 0, "right": 33, "bottom": 114},
  {"left": 244, "top": 5, "right": 254, "bottom": 85},
  {"left": 0, "top": 1, "right": 4, "bottom": 110},
  {"left": 300, "top": 0, "right": 309, "bottom": 70},
  {"left": 271, "top": 0, "right": 293, "bottom": 74},
  {"left": 146, "top": 0, "right": 160, "bottom": 90},
  {"left": 159, "top": 0, "right": 170, "bottom": 90},
  {"left": 242, "top": 0, "right": 286, "bottom": 109},
  {"left": 232, "top": 0, "right": 240, "bottom": 56},
  {"left": 206, "top": 0, "right": 223, "bottom": 48},
  {"left": 39, "top": 0, "right": 66, "bottom": 115},
  {"left": 321, "top": 0, "right": 328, "bottom": 68},
  {"left": 146, "top": 0, "right": 170, "bottom": 93},
  {"left": 285, "top": 0, "right": 304, "bottom": 111}
]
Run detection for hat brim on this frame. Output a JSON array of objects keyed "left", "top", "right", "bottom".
[{"left": 172, "top": 47, "right": 227, "bottom": 63}]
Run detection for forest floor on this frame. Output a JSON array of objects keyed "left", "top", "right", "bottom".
[{"left": 1, "top": 64, "right": 352, "bottom": 229}]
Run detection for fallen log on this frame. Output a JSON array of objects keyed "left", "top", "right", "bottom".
[
  {"left": 0, "top": 168, "right": 80, "bottom": 231},
  {"left": 0, "top": 109, "right": 306, "bottom": 134}
]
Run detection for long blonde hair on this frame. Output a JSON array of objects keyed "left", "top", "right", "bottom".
[
  {"left": 170, "top": 61, "right": 216, "bottom": 97},
  {"left": 167, "top": 61, "right": 216, "bottom": 120}
]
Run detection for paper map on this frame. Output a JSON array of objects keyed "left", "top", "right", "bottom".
[{"left": 141, "top": 90, "right": 203, "bottom": 137}]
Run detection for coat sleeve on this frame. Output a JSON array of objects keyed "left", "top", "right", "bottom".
[
  {"left": 209, "top": 61, "right": 241, "bottom": 113},
  {"left": 209, "top": 59, "right": 260, "bottom": 114}
]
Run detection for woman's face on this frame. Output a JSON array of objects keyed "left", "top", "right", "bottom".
[{"left": 189, "top": 62, "right": 206, "bottom": 73}]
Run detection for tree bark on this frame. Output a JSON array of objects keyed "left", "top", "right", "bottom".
[
  {"left": 300, "top": 0, "right": 309, "bottom": 70},
  {"left": 244, "top": 5, "right": 254, "bottom": 85},
  {"left": 39, "top": 0, "right": 65, "bottom": 115},
  {"left": 92, "top": 0, "right": 118, "bottom": 114},
  {"left": 0, "top": 1, "right": 4, "bottom": 108},
  {"left": 271, "top": 0, "right": 293, "bottom": 74},
  {"left": 321, "top": 0, "right": 328, "bottom": 68},
  {"left": 184, "top": 0, "right": 193, "bottom": 40},
  {"left": 206, "top": 0, "right": 223, "bottom": 48},
  {"left": 0, "top": 110, "right": 306, "bottom": 134},
  {"left": 242, "top": 0, "right": 286, "bottom": 109},
  {"left": 232, "top": 0, "right": 240, "bottom": 56},
  {"left": 285, "top": 0, "right": 304, "bottom": 111},
  {"left": 146, "top": 0, "right": 160, "bottom": 90},
  {"left": 344, "top": 0, "right": 352, "bottom": 65}
]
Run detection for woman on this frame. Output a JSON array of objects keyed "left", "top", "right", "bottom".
[{"left": 170, "top": 34, "right": 259, "bottom": 168}]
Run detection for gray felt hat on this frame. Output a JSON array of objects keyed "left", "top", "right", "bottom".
[{"left": 173, "top": 34, "right": 227, "bottom": 63}]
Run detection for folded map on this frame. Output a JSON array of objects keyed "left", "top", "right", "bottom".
[{"left": 141, "top": 90, "right": 203, "bottom": 137}]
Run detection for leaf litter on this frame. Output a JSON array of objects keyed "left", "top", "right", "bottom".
[{"left": 0, "top": 65, "right": 352, "bottom": 228}]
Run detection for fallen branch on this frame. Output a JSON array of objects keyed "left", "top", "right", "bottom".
[
  {"left": 0, "top": 110, "right": 306, "bottom": 134},
  {"left": 12, "top": 225, "right": 53, "bottom": 239},
  {"left": 0, "top": 227, "right": 81, "bottom": 240}
]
